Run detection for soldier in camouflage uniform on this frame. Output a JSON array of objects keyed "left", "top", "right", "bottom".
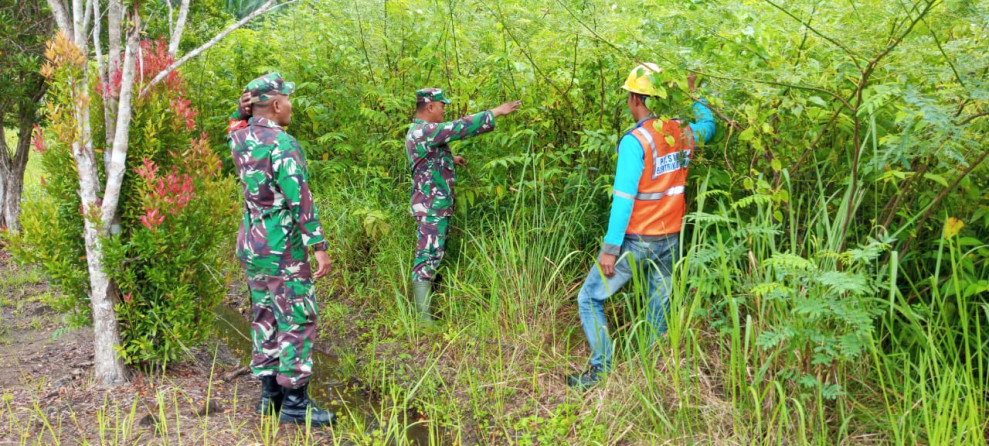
[
  {"left": 228, "top": 72, "right": 334, "bottom": 426},
  {"left": 406, "top": 88, "right": 521, "bottom": 323}
]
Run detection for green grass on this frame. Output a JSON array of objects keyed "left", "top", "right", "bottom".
[
  {"left": 0, "top": 360, "right": 374, "bottom": 445},
  {"left": 301, "top": 148, "right": 988, "bottom": 444},
  {"left": 4, "top": 141, "right": 986, "bottom": 444}
]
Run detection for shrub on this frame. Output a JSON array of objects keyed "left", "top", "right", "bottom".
[{"left": 11, "top": 37, "right": 239, "bottom": 365}]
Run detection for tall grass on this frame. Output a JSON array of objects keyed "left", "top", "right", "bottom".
[
  {"left": 306, "top": 141, "right": 988, "bottom": 444},
  {"left": 5, "top": 144, "right": 986, "bottom": 444},
  {"left": 5, "top": 169, "right": 985, "bottom": 444},
  {"left": 5, "top": 151, "right": 986, "bottom": 444}
]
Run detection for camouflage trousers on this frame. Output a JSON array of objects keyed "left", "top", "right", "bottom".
[
  {"left": 411, "top": 215, "right": 450, "bottom": 282},
  {"left": 246, "top": 271, "right": 319, "bottom": 389}
]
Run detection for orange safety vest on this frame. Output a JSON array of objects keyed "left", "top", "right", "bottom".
[{"left": 621, "top": 118, "right": 695, "bottom": 237}]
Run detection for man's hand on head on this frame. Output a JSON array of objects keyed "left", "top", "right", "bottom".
[{"left": 237, "top": 91, "right": 253, "bottom": 120}]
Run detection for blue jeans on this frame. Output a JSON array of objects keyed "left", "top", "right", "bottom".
[{"left": 577, "top": 234, "right": 678, "bottom": 370}]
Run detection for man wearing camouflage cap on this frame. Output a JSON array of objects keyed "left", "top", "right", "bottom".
[
  {"left": 406, "top": 88, "right": 521, "bottom": 323},
  {"left": 229, "top": 72, "right": 334, "bottom": 426}
]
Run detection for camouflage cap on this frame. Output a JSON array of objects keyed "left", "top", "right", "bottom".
[
  {"left": 415, "top": 88, "right": 452, "bottom": 105},
  {"left": 245, "top": 72, "right": 295, "bottom": 104}
]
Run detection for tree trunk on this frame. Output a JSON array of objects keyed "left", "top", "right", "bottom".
[
  {"left": 2, "top": 159, "right": 26, "bottom": 233},
  {"left": 0, "top": 91, "right": 39, "bottom": 233},
  {"left": 68, "top": 70, "right": 129, "bottom": 384},
  {"left": 44, "top": 0, "right": 284, "bottom": 387},
  {"left": 0, "top": 174, "right": 6, "bottom": 232},
  {"left": 168, "top": 0, "right": 191, "bottom": 57},
  {"left": 0, "top": 118, "right": 33, "bottom": 232},
  {"left": 0, "top": 126, "right": 9, "bottom": 231},
  {"left": 47, "top": 0, "right": 74, "bottom": 38},
  {"left": 53, "top": 0, "right": 131, "bottom": 384}
]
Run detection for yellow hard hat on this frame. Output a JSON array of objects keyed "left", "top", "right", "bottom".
[{"left": 621, "top": 63, "right": 662, "bottom": 96}]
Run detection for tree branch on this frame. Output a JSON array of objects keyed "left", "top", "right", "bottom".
[
  {"left": 168, "top": 0, "right": 191, "bottom": 57},
  {"left": 487, "top": 3, "right": 578, "bottom": 127},
  {"left": 166, "top": 0, "right": 174, "bottom": 39},
  {"left": 956, "top": 111, "right": 988, "bottom": 126},
  {"left": 840, "top": 0, "right": 939, "bottom": 247},
  {"left": 781, "top": 107, "right": 843, "bottom": 181},
  {"left": 879, "top": 155, "right": 932, "bottom": 230},
  {"left": 140, "top": 0, "right": 296, "bottom": 96},
  {"left": 105, "top": 0, "right": 122, "bottom": 159},
  {"left": 92, "top": 0, "right": 104, "bottom": 85},
  {"left": 45, "top": 0, "right": 74, "bottom": 36},
  {"left": 922, "top": 16, "right": 964, "bottom": 88},
  {"left": 899, "top": 145, "right": 989, "bottom": 253},
  {"left": 108, "top": 0, "right": 122, "bottom": 73},
  {"left": 82, "top": 0, "right": 93, "bottom": 38},
  {"left": 870, "top": 0, "right": 938, "bottom": 70},
  {"left": 762, "top": 0, "right": 863, "bottom": 69},
  {"left": 100, "top": 7, "right": 140, "bottom": 228},
  {"left": 71, "top": 0, "right": 87, "bottom": 47}
]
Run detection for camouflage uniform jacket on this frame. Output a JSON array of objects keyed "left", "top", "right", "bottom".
[
  {"left": 228, "top": 116, "right": 328, "bottom": 279},
  {"left": 405, "top": 111, "right": 495, "bottom": 217}
]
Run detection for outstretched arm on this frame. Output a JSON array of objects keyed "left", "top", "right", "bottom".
[
  {"left": 686, "top": 75, "right": 715, "bottom": 145},
  {"left": 420, "top": 111, "right": 496, "bottom": 146},
  {"left": 420, "top": 100, "right": 522, "bottom": 146},
  {"left": 689, "top": 100, "right": 715, "bottom": 145}
]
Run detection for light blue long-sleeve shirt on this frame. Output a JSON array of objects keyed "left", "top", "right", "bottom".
[{"left": 601, "top": 99, "right": 715, "bottom": 255}]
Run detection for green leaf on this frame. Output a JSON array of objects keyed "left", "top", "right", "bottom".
[
  {"left": 655, "top": 85, "right": 667, "bottom": 99},
  {"left": 765, "top": 253, "right": 817, "bottom": 272},
  {"left": 923, "top": 173, "right": 949, "bottom": 187},
  {"left": 775, "top": 188, "right": 790, "bottom": 203},
  {"left": 813, "top": 271, "right": 871, "bottom": 295},
  {"left": 738, "top": 127, "right": 755, "bottom": 142}
]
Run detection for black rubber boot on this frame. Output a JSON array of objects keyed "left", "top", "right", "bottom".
[
  {"left": 256, "top": 375, "right": 282, "bottom": 415},
  {"left": 279, "top": 383, "right": 336, "bottom": 427}
]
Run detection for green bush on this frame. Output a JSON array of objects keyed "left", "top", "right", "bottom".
[
  {"left": 176, "top": 1, "right": 987, "bottom": 442},
  {"left": 11, "top": 37, "right": 239, "bottom": 365}
]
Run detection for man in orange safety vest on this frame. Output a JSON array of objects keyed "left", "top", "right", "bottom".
[{"left": 568, "top": 63, "right": 716, "bottom": 390}]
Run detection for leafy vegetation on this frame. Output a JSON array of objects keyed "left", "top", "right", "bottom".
[
  {"left": 4, "top": 0, "right": 988, "bottom": 443},
  {"left": 0, "top": 0, "right": 52, "bottom": 231},
  {"left": 10, "top": 37, "right": 239, "bottom": 365}
]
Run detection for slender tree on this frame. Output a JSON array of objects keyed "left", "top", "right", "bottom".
[
  {"left": 0, "top": 1, "right": 53, "bottom": 232},
  {"left": 43, "top": 0, "right": 291, "bottom": 385}
]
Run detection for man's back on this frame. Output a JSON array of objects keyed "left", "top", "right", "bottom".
[{"left": 228, "top": 116, "right": 324, "bottom": 278}]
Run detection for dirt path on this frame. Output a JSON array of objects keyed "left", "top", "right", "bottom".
[{"left": 0, "top": 252, "right": 336, "bottom": 445}]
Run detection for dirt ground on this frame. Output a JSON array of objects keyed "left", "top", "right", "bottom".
[
  {"left": 0, "top": 251, "right": 338, "bottom": 445},
  {"left": 0, "top": 247, "right": 582, "bottom": 445}
]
